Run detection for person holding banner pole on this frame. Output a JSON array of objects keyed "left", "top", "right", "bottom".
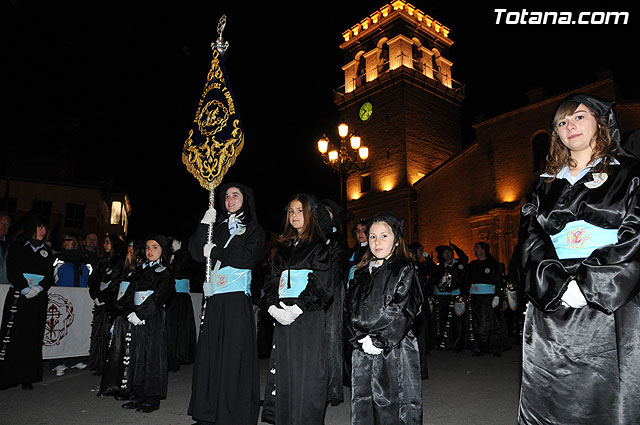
[
  {"left": 0, "top": 214, "right": 53, "bottom": 391},
  {"left": 188, "top": 183, "right": 264, "bottom": 425}
]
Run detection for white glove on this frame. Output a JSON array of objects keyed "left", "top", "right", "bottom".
[
  {"left": 358, "top": 335, "right": 383, "bottom": 355},
  {"left": 280, "top": 302, "right": 303, "bottom": 321},
  {"left": 491, "top": 296, "right": 500, "bottom": 309},
  {"left": 172, "top": 239, "right": 182, "bottom": 252},
  {"left": 561, "top": 280, "right": 587, "bottom": 309},
  {"left": 423, "top": 252, "right": 430, "bottom": 259},
  {"left": 127, "top": 312, "right": 145, "bottom": 326},
  {"left": 268, "top": 305, "right": 295, "bottom": 326},
  {"left": 203, "top": 242, "right": 216, "bottom": 258},
  {"left": 24, "top": 287, "right": 38, "bottom": 299},
  {"left": 200, "top": 207, "right": 217, "bottom": 225},
  {"left": 94, "top": 298, "right": 105, "bottom": 306}
]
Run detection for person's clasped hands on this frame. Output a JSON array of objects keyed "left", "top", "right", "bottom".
[{"left": 268, "top": 302, "right": 303, "bottom": 326}]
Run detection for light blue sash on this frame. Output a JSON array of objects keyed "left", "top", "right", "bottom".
[
  {"left": 470, "top": 283, "right": 495, "bottom": 295},
  {"left": 203, "top": 267, "right": 251, "bottom": 297},
  {"left": 99, "top": 280, "right": 111, "bottom": 291},
  {"left": 134, "top": 290, "right": 154, "bottom": 306},
  {"left": 347, "top": 264, "right": 357, "bottom": 287},
  {"left": 117, "top": 281, "right": 130, "bottom": 300},
  {"left": 13, "top": 273, "right": 44, "bottom": 289},
  {"left": 551, "top": 220, "right": 618, "bottom": 260},
  {"left": 434, "top": 286, "right": 460, "bottom": 296},
  {"left": 278, "top": 269, "right": 312, "bottom": 298},
  {"left": 174, "top": 279, "right": 190, "bottom": 294}
]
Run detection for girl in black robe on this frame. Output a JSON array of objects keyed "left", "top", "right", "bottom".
[
  {"left": 0, "top": 215, "right": 53, "bottom": 390},
  {"left": 261, "top": 193, "right": 333, "bottom": 425},
  {"left": 517, "top": 94, "right": 640, "bottom": 425},
  {"left": 120, "top": 234, "right": 173, "bottom": 413},
  {"left": 348, "top": 212, "right": 423, "bottom": 425},
  {"left": 99, "top": 240, "right": 142, "bottom": 398},
  {"left": 88, "top": 234, "right": 126, "bottom": 374},
  {"left": 188, "top": 182, "right": 264, "bottom": 425}
]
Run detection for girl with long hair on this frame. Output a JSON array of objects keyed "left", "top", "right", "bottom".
[
  {"left": 347, "top": 211, "right": 423, "bottom": 425},
  {"left": 261, "top": 193, "right": 334, "bottom": 425},
  {"left": 517, "top": 94, "right": 640, "bottom": 425}
]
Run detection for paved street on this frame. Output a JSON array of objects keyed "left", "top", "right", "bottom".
[{"left": 0, "top": 347, "right": 521, "bottom": 425}]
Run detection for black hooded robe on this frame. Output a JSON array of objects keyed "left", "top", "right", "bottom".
[
  {"left": 517, "top": 157, "right": 640, "bottom": 425},
  {"left": 99, "top": 268, "right": 136, "bottom": 396},
  {"left": 467, "top": 257, "right": 510, "bottom": 354},
  {"left": 188, "top": 182, "right": 264, "bottom": 425},
  {"left": 88, "top": 255, "right": 124, "bottom": 373},
  {"left": 122, "top": 259, "right": 173, "bottom": 406},
  {"left": 431, "top": 259, "right": 469, "bottom": 351},
  {"left": 324, "top": 230, "right": 348, "bottom": 406},
  {"left": 0, "top": 239, "right": 54, "bottom": 389},
  {"left": 261, "top": 238, "right": 332, "bottom": 425},
  {"left": 348, "top": 259, "right": 423, "bottom": 425}
]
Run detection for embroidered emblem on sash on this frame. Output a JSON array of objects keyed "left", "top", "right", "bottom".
[
  {"left": 566, "top": 227, "right": 590, "bottom": 249},
  {"left": 217, "top": 273, "right": 228, "bottom": 288},
  {"left": 279, "top": 275, "right": 287, "bottom": 291},
  {"left": 584, "top": 173, "right": 608, "bottom": 189}
]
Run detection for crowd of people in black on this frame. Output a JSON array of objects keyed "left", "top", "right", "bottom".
[
  {"left": 0, "top": 189, "right": 525, "bottom": 424},
  {"left": 1, "top": 92, "right": 639, "bottom": 425}
]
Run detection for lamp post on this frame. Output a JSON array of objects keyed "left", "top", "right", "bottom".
[{"left": 317, "top": 123, "right": 369, "bottom": 232}]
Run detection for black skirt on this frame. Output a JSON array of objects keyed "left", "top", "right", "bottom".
[
  {"left": 166, "top": 292, "right": 196, "bottom": 368},
  {"left": 99, "top": 315, "right": 131, "bottom": 396},
  {"left": 188, "top": 292, "right": 260, "bottom": 425},
  {"left": 0, "top": 288, "right": 48, "bottom": 389},
  {"left": 88, "top": 304, "right": 112, "bottom": 373},
  {"left": 262, "top": 307, "right": 328, "bottom": 425}
]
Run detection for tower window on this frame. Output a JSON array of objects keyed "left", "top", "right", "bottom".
[{"left": 360, "top": 174, "right": 371, "bottom": 193}]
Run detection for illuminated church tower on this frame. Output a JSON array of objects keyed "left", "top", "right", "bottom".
[{"left": 336, "top": 1, "right": 464, "bottom": 242}]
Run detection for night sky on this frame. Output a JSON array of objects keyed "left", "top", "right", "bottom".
[{"left": 6, "top": 1, "right": 639, "bottom": 241}]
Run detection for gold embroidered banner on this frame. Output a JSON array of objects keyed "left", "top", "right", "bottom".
[{"left": 182, "top": 48, "right": 244, "bottom": 191}]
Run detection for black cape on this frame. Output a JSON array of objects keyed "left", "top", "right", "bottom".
[
  {"left": 348, "top": 258, "right": 423, "bottom": 425},
  {"left": 0, "top": 240, "right": 53, "bottom": 389},
  {"left": 517, "top": 157, "right": 640, "bottom": 425}
]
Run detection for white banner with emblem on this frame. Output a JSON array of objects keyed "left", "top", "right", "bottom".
[{"left": 0, "top": 285, "right": 203, "bottom": 359}]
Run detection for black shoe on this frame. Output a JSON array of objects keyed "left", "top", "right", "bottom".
[
  {"left": 114, "top": 393, "right": 133, "bottom": 401},
  {"left": 492, "top": 352, "right": 502, "bottom": 357},
  {"left": 136, "top": 403, "right": 159, "bottom": 413},
  {"left": 122, "top": 401, "right": 140, "bottom": 409},
  {"left": 21, "top": 384, "right": 33, "bottom": 390}
]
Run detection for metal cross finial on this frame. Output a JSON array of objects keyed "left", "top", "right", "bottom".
[{"left": 212, "top": 15, "right": 229, "bottom": 54}]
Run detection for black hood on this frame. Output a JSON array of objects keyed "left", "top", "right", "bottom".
[
  {"left": 552, "top": 93, "right": 621, "bottom": 151},
  {"left": 217, "top": 181, "right": 258, "bottom": 225}
]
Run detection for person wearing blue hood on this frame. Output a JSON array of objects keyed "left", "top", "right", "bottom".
[
  {"left": 517, "top": 94, "right": 640, "bottom": 425},
  {"left": 0, "top": 213, "right": 53, "bottom": 390},
  {"left": 188, "top": 182, "right": 265, "bottom": 425}
]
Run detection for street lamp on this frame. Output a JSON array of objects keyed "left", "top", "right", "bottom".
[{"left": 317, "top": 123, "right": 369, "bottom": 231}]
